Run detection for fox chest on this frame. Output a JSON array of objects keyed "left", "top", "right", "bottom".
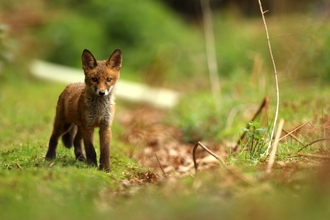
[{"left": 84, "top": 97, "right": 113, "bottom": 127}]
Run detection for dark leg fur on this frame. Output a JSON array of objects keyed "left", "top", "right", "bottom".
[
  {"left": 45, "top": 134, "right": 59, "bottom": 160},
  {"left": 73, "top": 127, "right": 85, "bottom": 161},
  {"left": 45, "top": 122, "right": 72, "bottom": 160},
  {"left": 85, "top": 143, "right": 97, "bottom": 166},
  {"left": 82, "top": 128, "right": 97, "bottom": 166},
  {"left": 61, "top": 125, "right": 77, "bottom": 148}
]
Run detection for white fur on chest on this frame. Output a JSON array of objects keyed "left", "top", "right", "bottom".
[{"left": 85, "top": 95, "right": 114, "bottom": 127}]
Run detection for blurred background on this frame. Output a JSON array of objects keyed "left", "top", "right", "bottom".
[
  {"left": 1, "top": 0, "right": 329, "bottom": 86},
  {"left": 1, "top": 0, "right": 330, "bottom": 142}
]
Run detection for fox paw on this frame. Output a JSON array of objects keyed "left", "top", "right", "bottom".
[
  {"left": 45, "top": 152, "right": 56, "bottom": 160},
  {"left": 76, "top": 154, "right": 86, "bottom": 161}
]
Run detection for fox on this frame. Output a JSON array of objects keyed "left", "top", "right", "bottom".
[{"left": 45, "top": 48, "right": 122, "bottom": 171}]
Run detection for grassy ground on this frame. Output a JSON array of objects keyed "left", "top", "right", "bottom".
[
  {"left": 1, "top": 66, "right": 330, "bottom": 219},
  {"left": 2, "top": 6, "right": 330, "bottom": 219},
  {"left": 0, "top": 74, "right": 144, "bottom": 219}
]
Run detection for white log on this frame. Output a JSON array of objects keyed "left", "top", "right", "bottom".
[{"left": 30, "top": 60, "right": 180, "bottom": 109}]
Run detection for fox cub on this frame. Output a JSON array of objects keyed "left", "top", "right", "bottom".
[{"left": 45, "top": 49, "right": 122, "bottom": 171}]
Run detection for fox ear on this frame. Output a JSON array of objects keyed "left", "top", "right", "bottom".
[
  {"left": 106, "top": 49, "right": 122, "bottom": 70},
  {"left": 82, "top": 49, "right": 97, "bottom": 70}
]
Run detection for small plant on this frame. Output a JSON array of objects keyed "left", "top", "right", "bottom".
[{"left": 243, "top": 121, "right": 267, "bottom": 161}]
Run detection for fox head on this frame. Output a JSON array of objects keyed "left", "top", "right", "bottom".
[{"left": 82, "top": 49, "right": 122, "bottom": 97}]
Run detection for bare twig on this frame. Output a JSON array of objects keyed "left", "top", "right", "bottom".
[
  {"left": 234, "top": 96, "right": 269, "bottom": 151},
  {"left": 154, "top": 153, "right": 167, "bottom": 178},
  {"left": 257, "top": 0, "right": 280, "bottom": 156},
  {"left": 297, "top": 153, "right": 330, "bottom": 160},
  {"left": 281, "top": 129, "right": 305, "bottom": 145},
  {"left": 200, "top": 0, "right": 221, "bottom": 111},
  {"left": 280, "top": 121, "right": 323, "bottom": 146},
  {"left": 15, "top": 162, "right": 23, "bottom": 170},
  {"left": 297, "top": 138, "right": 330, "bottom": 153},
  {"left": 193, "top": 141, "right": 258, "bottom": 187},
  {"left": 266, "top": 119, "right": 284, "bottom": 174},
  {"left": 280, "top": 122, "right": 308, "bottom": 137},
  {"left": 279, "top": 122, "right": 311, "bottom": 146},
  {"left": 193, "top": 141, "right": 226, "bottom": 172}
]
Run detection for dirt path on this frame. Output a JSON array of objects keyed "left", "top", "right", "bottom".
[{"left": 116, "top": 106, "right": 226, "bottom": 178}]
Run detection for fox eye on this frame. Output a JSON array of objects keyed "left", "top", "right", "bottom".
[
  {"left": 91, "top": 77, "right": 97, "bottom": 82},
  {"left": 106, "top": 77, "right": 112, "bottom": 82}
]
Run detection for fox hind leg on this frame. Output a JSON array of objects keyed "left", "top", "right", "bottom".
[
  {"left": 45, "top": 133, "right": 59, "bottom": 160},
  {"left": 46, "top": 122, "right": 72, "bottom": 160},
  {"left": 61, "top": 124, "right": 77, "bottom": 148},
  {"left": 73, "top": 126, "right": 85, "bottom": 161}
]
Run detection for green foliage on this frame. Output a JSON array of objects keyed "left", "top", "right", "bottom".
[
  {"left": 264, "top": 15, "right": 330, "bottom": 83},
  {"left": 172, "top": 88, "right": 256, "bottom": 143},
  {"left": 37, "top": 0, "right": 203, "bottom": 83},
  {"left": 303, "top": 25, "right": 330, "bottom": 82},
  {"left": 242, "top": 121, "right": 268, "bottom": 161},
  {"left": 173, "top": 91, "right": 223, "bottom": 143},
  {"left": 213, "top": 12, "right": 268, "bottom": 77}
]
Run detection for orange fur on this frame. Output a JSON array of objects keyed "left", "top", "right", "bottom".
[{"left": 45, "top": 49, "right": 122, "bottom": 171}]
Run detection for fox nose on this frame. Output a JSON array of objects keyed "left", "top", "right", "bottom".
[{"left": 99, "top": 91, "right": 105, "bottom": 96}]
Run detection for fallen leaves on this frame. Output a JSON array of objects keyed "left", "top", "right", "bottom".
[
  {"left": 116, "top": 103, "right": 330, "bottom": 195},
  {"left": 117, "top": 106, "right": 225, "bottom": 178}
]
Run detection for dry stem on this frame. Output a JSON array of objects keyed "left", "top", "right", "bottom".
[
  {"left": 297, "top": 138, "right": 330, "bottom": 153},
  {"left": 154, "top": 153, "right": 167, "bottom": 178},
  {"left": 193, "top": 141, "right": 258, "bottom": 187},
  {"left": 15, "top": 162, "right": 23, "bottom": 170},
  {"left": 266, "top": 119, "right": 284, "bottom": 174},
  {"left": 297, "top": 153, "right": 330, "bottom": 160},
  {"left": 193, "top": 141, "right": 226, "bottom": 172},
  {"left": 279, "top": 122, "right": 311, "bottom": 146},
  {"left": 200, "top": 0, "right": 221, "bottom": 110},
  {"left": 257, "top": 0, "right": 280, "bottom": 156}
]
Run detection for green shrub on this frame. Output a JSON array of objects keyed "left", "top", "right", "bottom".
[{"left": 38, "top": 0, "right": 203, "bottom": 83}]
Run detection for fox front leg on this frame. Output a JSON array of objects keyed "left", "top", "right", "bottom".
[
  {"left": 99, "top": 126, "right": 111, "bottom": 172},
  {"left": 82, "top": 128, "right": 97, "bottom": 166}
]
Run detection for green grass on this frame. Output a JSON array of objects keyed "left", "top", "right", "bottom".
[
  {"left": 2, "top": 69, "right": 329, "bottom": 219},
  {"left": 0, "top": 73, "right": 146, "bottom": 219},
  {"left": 1, "top": 68, "right": 330, "bottom": 220},
  {"left": 2, "top": 5, "right": 330, "bottom": 218}
]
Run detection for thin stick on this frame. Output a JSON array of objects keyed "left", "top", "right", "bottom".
[
  {"left": 200, "top": 0, "right": 221, "bottom": 111},
  {"left": 279, "top": 122, "right": 310, "bottom": 146},
  {"left": 297, "top": 153, "right": 330, "bottom": 160},
  {"left": 193, "top": 141, "right": 258, "bottom": 187},
  {"left": 257, "top": 0, "right": 280, "bottom": 156},
  {"left": 297, "top": 138, "right": 330, "bottom": 153},
  {"left": 280, "top": 122, "right": 319, "bottom": 145},
  {"left": 234, "top": 96, "right": 269, "bottom": 151},
  {"left": 193, "top": 141, "right": 226, "bottom": 172},
  {"left": 154, "top": 153, "right": 167, "bottom": 178},
  {"left": 266, "top": 119, "right": 284, "bottom": 174},
  {"left": 15, "top": 162, "right": 23, "bottom": 170},
  {"left": 281, "top": 129, "right": 305, "bottom": 145}
]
